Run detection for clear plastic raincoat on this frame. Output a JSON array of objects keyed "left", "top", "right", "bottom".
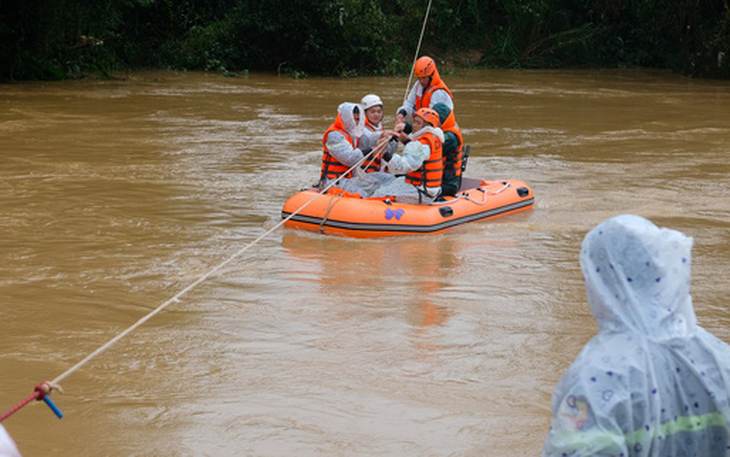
[
  {"left": 0, "top": 425, "right": 21, "bottom": 457},
  {"left": 543, "top": 215, "right": 730, "bottom": 456},
  {"left": 321, "top": 102, "right": 380, "bottom": 197}
]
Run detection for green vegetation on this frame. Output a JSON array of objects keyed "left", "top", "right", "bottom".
[{"left": 1, "top": 0, "right": 728, "bottom": 80}]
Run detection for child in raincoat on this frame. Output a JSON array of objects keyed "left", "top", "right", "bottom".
[{"left": 543, "top": 214, "right": 730, "bottom": 456}]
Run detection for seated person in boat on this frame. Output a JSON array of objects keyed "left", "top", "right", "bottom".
[
  {"left": 320, "top": 102, "right": 373, "bottom": 193},
  {"left": 320, "top": 102, "right": 399, "bottom": 198},
  {"left": 395, "top": 56, "right": 454, "bottom": 124},
  {"left": 370, "top": 107, "right": 444, "bottom": 204},
  {"left": 358, "top": 93, "right": 398, "bottom": 173},
  {"left": 432, "top": 103, "right": 464, "bottom": 196}
]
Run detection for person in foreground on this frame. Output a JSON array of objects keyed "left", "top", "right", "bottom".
[
  {"left": 0, "top": 425, "right": 21, "bottom": 457},
  {"left": 543, "top": 214, "right": 730, "bottom": 457}
]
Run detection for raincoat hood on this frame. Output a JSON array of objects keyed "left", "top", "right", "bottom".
[
  {"left": 580, "top": 214, "right": 696, "bottom": 342},
  {"left": 336, "top": 102, "right": 365, "bottom": 139},
  {"left": 543, "top": 215, "right": 730, "bottom": 457}
]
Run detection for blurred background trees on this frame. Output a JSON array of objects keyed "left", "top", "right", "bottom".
[{"left": 1, "top": 0, "right": 728, "bottom": 80}]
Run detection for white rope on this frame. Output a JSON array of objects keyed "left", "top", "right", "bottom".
[
  {"left": 51, "top": 147, "right": 384, "bottom": 388},
  {"left": 403, "top": 0, "right": 435, "bottom": 103}
]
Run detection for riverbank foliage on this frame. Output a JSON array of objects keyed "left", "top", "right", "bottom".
[{"left": 1, "top": 0, "right": 728, "bottom": 80}]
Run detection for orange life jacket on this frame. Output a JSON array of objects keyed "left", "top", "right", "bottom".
[
  {"left": 415, "top": 70, "right": 453, "bottom": 110},
  {"left": 405, "top": 132, "right": 443, "bottom": 189},
  {"left": 439, "top": 109, "right": 463, "bottom": 179},
  {"left": 362, "top": 120, "right": 382, "bottom": 173},
  {"left": 320, "top": 114, "right": 356, "bottom": 181}
]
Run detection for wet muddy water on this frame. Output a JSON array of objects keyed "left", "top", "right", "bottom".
[{"left": 1, "top": 69, "right": 729, "bottom": 456}]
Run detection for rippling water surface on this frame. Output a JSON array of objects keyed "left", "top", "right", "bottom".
[{"left": 1, "top": 69, "right": 729, "bottom": 456}]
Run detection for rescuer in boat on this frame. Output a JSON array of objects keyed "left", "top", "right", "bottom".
[
  {"left": 542, "top": 214, "right": 730, "bottom": 457},
  {"left": 395, "top": 56, "right": 454, "bottom": 125},
  {"left": 431, "top": 103, "right": 464, "bottom": 197},
  {"left": 369, "top": 107, "right": 444, "bottom": 204}
]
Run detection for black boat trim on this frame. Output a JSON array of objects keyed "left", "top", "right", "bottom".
[{"left": 282, "top": 197, "right": 534, "bottom": 233}]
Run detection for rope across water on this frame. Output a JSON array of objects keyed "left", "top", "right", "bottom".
[
  {"left": 2, "top": 0, "right": 436, "bottom": 422},
  {"left": 0, "top": 145, "right": 384, "bottom": 423}
]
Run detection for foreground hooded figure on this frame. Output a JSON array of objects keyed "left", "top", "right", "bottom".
[
  {"left": 543, "top": 215, "right": 730, "bottom": 457},
  {"left": 0, "top": 425, "right": 21, "bottom": 457}
]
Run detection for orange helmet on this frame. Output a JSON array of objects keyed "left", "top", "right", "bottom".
[
  {"left": 414, "top": 108, "right": 440, "bottom": 127},
  {"left": 414, "top": 56, "right": 436, "bottom": 78}
]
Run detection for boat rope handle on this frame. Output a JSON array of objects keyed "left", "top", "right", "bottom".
[
  {"left": 462, "top": 182, "right": 511, "bottom": 205},
  {"left": 1, "top": 139, "right": 389, "bottom": 423},
  {"left": 489, "top": 181, "right": 511, "bottom": 195},
  {"left": 403, "top": 0, "right": 434, "bottom": 103},
  {"left": 430, "top": 194, "right": 464, "bottom": 205},
  {"left": 463, "top": 188, "right": 488, "bottom": 205}
]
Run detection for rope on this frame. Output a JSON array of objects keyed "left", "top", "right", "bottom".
[
  {"left": 403, "top": 0, "right": 435, "bottom": 103},
  {"left": 0, "top": 392, "right": 40, "bottom": 423},
  {"left": 0, "top": 383, "right": 58, "bottom": 423},
  {"left": 318, "top": 137, "right": 391, "bottom": 231},
  {"left": 1, "top": 142, "right": 388, "bottom": 422}
]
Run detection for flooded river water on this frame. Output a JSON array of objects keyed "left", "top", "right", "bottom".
[{"left": 1, "top": 69, "right": 729, "bottom": 456}]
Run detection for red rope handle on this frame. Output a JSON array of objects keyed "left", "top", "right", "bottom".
[{"left": 0, "top": 383, "right": 51, "bottom": 423}]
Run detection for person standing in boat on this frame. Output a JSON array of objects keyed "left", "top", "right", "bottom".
[
  {"left": 358, "top": 94, "right": 398, "bottom": 173},
  {"left": 543, "top": 214, "right": 730, "bottom": 457},
  {"left": 370, "top": 107, "right": 444, "bottom": 204},
  {"left": 395, "top": 56, "right": 454, "bottom": 125},
  {"left": 431, "top": 103, "right": 464, "bottom": 197}
]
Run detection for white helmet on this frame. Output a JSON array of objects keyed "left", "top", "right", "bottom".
[{"left": 360, "top": 94, "right": 383, "bottom": 110}]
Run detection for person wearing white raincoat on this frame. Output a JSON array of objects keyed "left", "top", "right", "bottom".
[
  {"left": 320, "top": 102, "right": 366, "bottom": 180},
  {"left": 370, "top": 107, "right": 445, "bottom": 204},
  {"left": 0, "top": 425, "right": 21, "bottom": 457},
  {"left": 543, "top": 214, "right": 730, "bottom": 457},
  {"left": 357, "top": 94, "right": 398, "bottom": 173},
  {"left": 319, "top": 102, "right": 385, "bottom": 197}
]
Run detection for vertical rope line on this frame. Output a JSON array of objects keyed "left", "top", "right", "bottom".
[{"left": 403, "top": 0, "right": 435, "bottom": 103}]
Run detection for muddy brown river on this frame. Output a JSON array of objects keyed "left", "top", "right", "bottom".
[{"left": 1, "top": 69, "right": 729, "bottom": 456}]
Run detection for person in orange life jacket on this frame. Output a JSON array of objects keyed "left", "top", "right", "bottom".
[
  {"left": 320, "top": 102, "right": 366, "bottom": 184},
  {"left": 371, "top": 108, "right": 444, "bottom": 204},
  {"left": 431, "top": 103, "right": 464, "bottom": 196},
  {"left": 320, "top": 102, "right": 394, "bottom": 197},
  {"left": 395, "top": 56, "right": 454, "bottom": 125},
  {"left": 358, "top": 94, "right": 398, "bottom": 173}
]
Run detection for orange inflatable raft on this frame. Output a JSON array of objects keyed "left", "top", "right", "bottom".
[{"left": 281, "top": 177, "right": 534, "bottom": 238}]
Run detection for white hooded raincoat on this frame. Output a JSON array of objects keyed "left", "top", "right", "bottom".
[{"left": 543, "top": 215, "right": 730, "bottom": 457}]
